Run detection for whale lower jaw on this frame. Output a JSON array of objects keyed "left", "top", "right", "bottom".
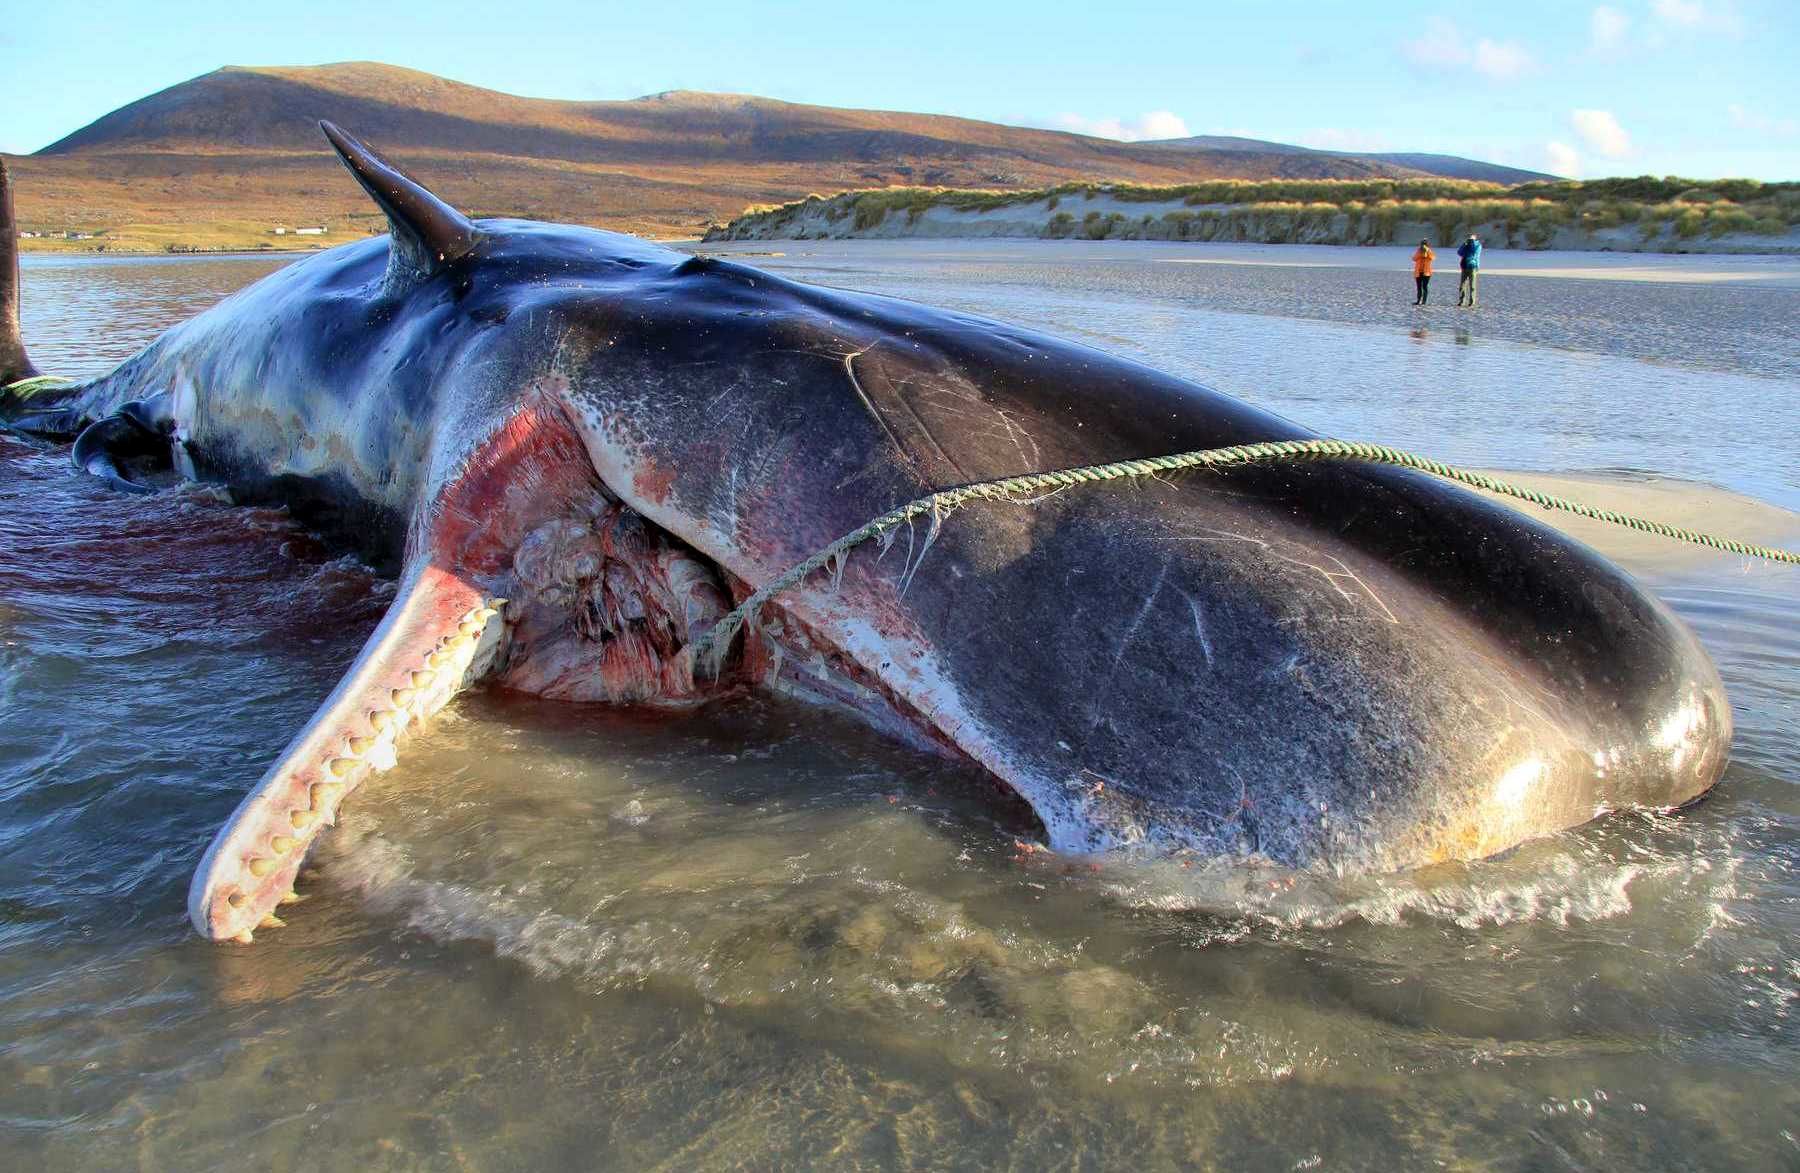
[{"left": 186, "top": 567, "right": 508, "bottom": 942}]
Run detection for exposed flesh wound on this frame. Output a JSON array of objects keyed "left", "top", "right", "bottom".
[{"left": 500, "top": 497, "right": 734, "bottom": 704}]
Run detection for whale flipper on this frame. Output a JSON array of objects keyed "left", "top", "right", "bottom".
[{"left": 71, "top": 413, "right": 161, "bottom": 493}]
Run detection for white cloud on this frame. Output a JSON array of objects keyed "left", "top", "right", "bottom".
[
  {"left": 1402, "top": 18, "right": 1533, "bottom": 80},
  {"left": 1050, "top": 110, "right": 1190, "bottom": 143},
  {"left": 1402, "top": 16, "right": 1466, "bottom": 66},
  {"left": 1546, "top": 141, "right": 1583, "bottom": 177},
  {"left": 1472, "top": 38, "right": 1534, "bottom": 79},
  {"left": 1297, "top": 128, "right": 1395, "bottom": 153},
  {"left": 1590, "top": 6, "right": 1630, "bottom": 51},
  {"left": 1652, "top": 0, "right": 1705, "bottom": 25},
  {"left": 1728, "top": 103, "right": 1799, "bottom": 136},
  {"left": 1571, "top": 109, "right": 1633, "bottom": 157},
  {"left": 1650, "top": 0, "right": 1742, "bottom": 34}
]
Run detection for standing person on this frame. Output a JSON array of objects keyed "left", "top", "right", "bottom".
[
  {"left": 1456, "top": 233, "right": 1482, "bottom": 307},
  {"left": 1411, "top": 239, "right": 1434, "bottom": 305}
]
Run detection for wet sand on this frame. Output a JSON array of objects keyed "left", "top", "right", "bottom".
[
  {"left": 1148, "top": 242, "right": 1800, "bottom": 286},
  {"left": 1476, "top": 471, "right": 1800, "bottom": 572}
]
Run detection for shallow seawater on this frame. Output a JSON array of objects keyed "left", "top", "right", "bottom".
[{"left": 3, "top": 246, "right": 1798, "bottom": 1170}]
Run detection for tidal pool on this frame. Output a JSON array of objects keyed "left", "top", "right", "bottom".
[{"left": 3, "top": 243, "right": 1797, "bottom": 1169}]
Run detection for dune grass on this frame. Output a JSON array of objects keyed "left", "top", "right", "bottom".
[{"left": 711, "top": 176, "right": 1800, "bottom": 250}]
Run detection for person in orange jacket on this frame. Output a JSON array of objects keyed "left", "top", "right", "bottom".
[{"left": 1411, "top": 239, "right": 1434, "bottom": 305}]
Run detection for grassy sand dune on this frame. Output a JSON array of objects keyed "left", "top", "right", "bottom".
[{"left": 709, "top": 177, "right": 1800, "bottom": 254}]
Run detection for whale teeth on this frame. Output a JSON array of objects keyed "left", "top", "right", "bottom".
[
  {"left": 368, "top": 709, "right": 394, "bottom": 732},
  {"left": 487, "top": 597, "right": 509, "bottom": 608},
  {"left": 327, "top": 757, "right": 358, "bottom": 779},
  {"left": 312, "top": 780, "right": 345, "bottom": 808},
  {"left": 233, "top": 930, "right": 254, "bottom": 945},
  {"left": 347, "top": 735, "right": 375, "bottom": 755},
  {"left": 271, "top": 835, "right": 296, "bottom": 855},
  {"left": 392, "top": 687, "right": 417, "bottom": 708},
  {"left": 226, "top": 890, "right": 247, "bottom": 909},
  {"left": 260, "top": 914, "right": 285, "bottom": 930},
  {"left": 291, "top": 808, "right": 318, "bottom": 831},
  {"left": 246, "top": 856, "right": 275, "bottom": 878},
  {"left": 458, "top": 621, "right": 483, "bottom": 637},
  {"left": 279, "top": 890, "right": 306, "bottom": 906},
  {"left": 410, "top": 669, "right": 436, "bottom": 690}
]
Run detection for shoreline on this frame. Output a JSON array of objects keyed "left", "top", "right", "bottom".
[
  {"left": 19, "top": 243, "right": 330, "bottom": 258},
  {"left": 29, "top": 229, "right": 1800, "bottom": 290},
  {"left": 696, "top": 237, "right": 1800, "bottom": 289}
]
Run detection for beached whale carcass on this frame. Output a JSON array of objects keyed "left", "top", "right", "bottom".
[{"left": 0, "top": 125, "right": 1730, "bottom": 943}]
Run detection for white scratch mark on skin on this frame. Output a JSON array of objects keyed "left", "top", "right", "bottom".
[
  {"left": 1173, "top": 528, "right": 1400, "bottom": 625},
  {"left": 988, "top": 408, "right": 1041, "bottom": 468},
  {"left": 1179, "top": 588, "right": 1215, "bottom": 669},
  {"left": 712, "top": 464, "right": 743, "bottom": 537},
  {"left": 549, "top": 327, "right": 578, "bottom": 379},
  {"left": 832, "top": 462, "right": 884, "bottom": 494},
  {"left": 702, "top": 369, "right": 767, "bottom": 420},
  {"left": 839, "top": 343, "right": 880, "bottom": 414},
  {"left": 1111, "top": 559, "right": 1172, "bottom": 672},
  {"left": 897, "top": 378, "right": 979, "bottom": 421},
  {"left": 823, "top": 341, "right": 912, "bottom": 494},
  {"left": 897, "top": 374, "right": 1041, "bottom": 472}
]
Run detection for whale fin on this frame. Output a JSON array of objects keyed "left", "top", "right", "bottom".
[
  {"left": 71, "top": 412, "right": 162, "bottom": 493},
  {"left": 186, "top": 565, "right": 509, "bottom": 941},
  {"left": 0, "top": 158, "right": 40, "bottom": 386},
  {"left": 318, "top": 120, "right": 483, "bottom": 287}
]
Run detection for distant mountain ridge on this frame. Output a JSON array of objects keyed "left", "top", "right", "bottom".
[
  {"left": 9, "top": 63, "right": 1550, "bottom": 247},
  {"left": 1141, "top": 136, "right": 1551, "bottom": 185}
]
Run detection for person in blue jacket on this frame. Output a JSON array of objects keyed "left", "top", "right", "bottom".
[{"left": 1456, "top": 234, "right": 1482, "bottom": 307}]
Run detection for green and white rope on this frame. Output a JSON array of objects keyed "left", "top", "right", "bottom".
[{"left": 692, "top": 437, "right": 1800, "bottom": 664}]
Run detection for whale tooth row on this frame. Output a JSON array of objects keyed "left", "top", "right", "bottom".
[{"left": 224, "top": 597, "right": 508, "bottom": 942}]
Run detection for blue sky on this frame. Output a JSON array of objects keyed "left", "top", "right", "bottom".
[{"left": 2, "top": 0, "right": 1795, "bottom": 179}]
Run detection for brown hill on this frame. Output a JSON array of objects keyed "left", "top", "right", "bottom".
[{"left": 8, "top": 62, "right": 1519, "bottom": 249}]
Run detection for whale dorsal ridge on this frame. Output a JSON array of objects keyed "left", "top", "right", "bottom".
[{"left": 318, "top": 120, "right": 484, "bottom": 287}]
